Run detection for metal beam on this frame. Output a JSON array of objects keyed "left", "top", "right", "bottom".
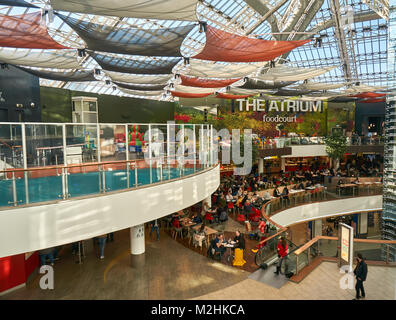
[
  {"left": 329, "top": 0, "right": 357, "bottom": 84},
  {"left": 362, "top": 0, "right": 389, "bottom": 21}
]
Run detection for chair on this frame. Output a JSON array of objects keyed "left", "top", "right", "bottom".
[{"left": 172, "top": 227, "right": 183, "bottom": 240}]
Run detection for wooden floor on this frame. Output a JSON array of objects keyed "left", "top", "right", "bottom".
[
  {"left": 1, "top": 228, "right": 248, "bottom": 300},
  {"left": 2, "top": 226, "right": 395, "bottom": 300}
]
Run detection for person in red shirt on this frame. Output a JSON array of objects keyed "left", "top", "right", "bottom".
[
  {"left": 172, "top": 217, "right": 181, "bottom": 229},
  {"left": 274, "top": 237, "right": 288, "bottom": 275},
  {"left": 251, "top": 219, "right": 267, "bottom": 253}
]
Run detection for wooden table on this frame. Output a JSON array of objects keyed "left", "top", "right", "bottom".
[
  {"left": 338, "top": 183, "right": 357, "bottom": 196},
  {"left": 222, "top": 241, "right": 237, "bottom": 263},
  {"left": 179, "top": 217, "right": 196, "bottom": 228},
  {"left": 193, "top": 225, "right": 218, "bottom": 244}
]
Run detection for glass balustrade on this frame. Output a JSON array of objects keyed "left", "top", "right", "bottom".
[
  {"left": 258, "top": 135, "right": 384, "bottom": 149},
  {"left": 0, "top": 122, "right": 217, "bottom": 209}
]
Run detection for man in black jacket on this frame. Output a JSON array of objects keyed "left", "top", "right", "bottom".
[{"left": 353, "top": 253, "right": 368, "bottom": 300}]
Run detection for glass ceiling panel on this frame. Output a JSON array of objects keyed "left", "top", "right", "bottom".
[{"left": 0, "top": 0, "right": 390, "bottom": 99}]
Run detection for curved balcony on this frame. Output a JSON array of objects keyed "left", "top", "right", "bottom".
[
  {"left": 252, "top": 186, "right": 395, "bottom": 278},
  {"left": 257, "top": 135, "right": 384, "bottom": 158},
  {"left": 0, "top": 122, "right": 220, "bottom": 258}
]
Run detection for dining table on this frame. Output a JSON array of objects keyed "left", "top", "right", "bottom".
[{"left": 192, "top": 225, "right": 218, "bottom": 244}]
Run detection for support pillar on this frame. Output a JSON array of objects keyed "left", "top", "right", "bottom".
[
  {"left": 130, "top": 224, "right": 145, "bottom": 255},
  {"left": 313, "top": 219, "right": 323, "bottom": 237},
  {"left": 258, "top": 158, "right": 264, "bottom": 174},
  {"left": 203, "top": 195, "right": 211, "bottom": 208},
  {"left": 358, "top": 212, "right": 368, "bottom": 238},
  {"left": 280, "top": 157, "right": 286, "bottom": 172},
  {"left": 130, "top": 224, "right": 145, "bottom": 267}
]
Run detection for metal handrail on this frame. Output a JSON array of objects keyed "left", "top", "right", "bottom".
[{"left": 0, "top": 153, "right": 201, "bottom": 174}]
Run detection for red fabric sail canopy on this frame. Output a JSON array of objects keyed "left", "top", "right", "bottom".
[
  {"left": 193, "top": 25, "right": 311, "bottom": 62},
  {"left": 0, "top": 12, "right": 69, "bottom": 49},
  {"left": 352, "top": 92, "right": 386, "bottom": 98},
  {"left": 216, "top": 92, "right": 253, "bottom": 99},
  {"left": 360, "top": 98, "right": 386, "bottom": 103},
  {"left": 170, "top": 91, "right": 213, "bottom": 98},
  {"left": 180, "top": 74, "right": 241, "bottom": 88}
]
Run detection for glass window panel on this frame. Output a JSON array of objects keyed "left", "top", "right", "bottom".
[
  {"left": 25, "top": 124, "right": 63, "bottom": 167},
  {"left": 65, "top": 124, "right": 98, "bottom": 164}
]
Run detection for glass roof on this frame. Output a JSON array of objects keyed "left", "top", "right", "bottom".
[{"left": 0, "top": 0, "right": 389, "bottom": 101}]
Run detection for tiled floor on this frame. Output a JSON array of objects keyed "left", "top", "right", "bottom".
[{"left": 194, "top": 261, "right": 396, "bottom": 300}]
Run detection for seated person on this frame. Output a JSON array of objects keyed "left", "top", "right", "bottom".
[
  {"left": 257, "top": 218, "right": 266, "bottom": 238},
  {"left": 204, "top": 207, "right": 215, "bottom": 223},
  {"left": 352, "top": 176, "right": 360, "bottom": 184},
  {"left": 263, "top": 191, "right": 271, "bottom": 202},
  {"left": 305, "top": 180, "right": 313, "bottom": 188},
  {"left": 273, "top": 186, "right": 281, "bottom": 197},
  {"left": 219, "top": 209, "right": 228, "bottom": 223},
  {"left": 192, "top": 213, "right": 202, "bottom": 224},
  {"left": 193, "top": 224, "right": 207, "bottom": 247},
  {"left": 296, "top": 181, "right": 305, "bottom": 190},
  {"left": 281, "top": 186, "right": 290, "bottom": 203},
  {"left": 213, "top": 234, "right": 226, "bottom": 257},
  {"left": 172, "top": 216, "right": 181, "bottom": 229},
  {"left": 233, "top": 230, "right": 245, "bottom": 250},
  {"left": 337, "top": 179, "right": 344, "bottom": 186}
]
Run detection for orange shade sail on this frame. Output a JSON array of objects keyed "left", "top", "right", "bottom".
[
  {"left": 193, "top": 25, "right": 311, "bottom": 62},
  {"left": 215, "top": 92, "right": 253, "bottom": 99},
  {"left": 180, "top": 74, "right": 241, "bottom": 88},
  {"left": 170, "top": 91, "right": 213, "bottom": 98},
  {"left": 360, "top": 98, "right": 386, "bottom": 103},
  {"left": 0, "top": 12, "right": 69, "bottom": 49},
  {"left": 352, "top": 92, "right": 386, "bottom": 98}
]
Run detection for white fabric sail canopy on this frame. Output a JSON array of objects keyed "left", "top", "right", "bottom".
[
  {"left": 50, "top": 0, "right": 199, "bottom": 21},
  {"left": 0, "top": 48, "right": 81, "bottom": 69},
  {"left": 344, "top": 84, "right": 388, "bottom": 93},
  {"left": 105, "top": 71, "right": 172, "bottom": 84},
  {"left": 292, "top": 82, "right": 345, "bottom": 91},
  {"left": 119, "top": 88, "right": 165, "bottom": 97},
  {"left": 181, "top": 59, "right": 264, "bottom": 78},
  {"left": 173, "top": 84, "right": 216, "bottom": 94},
  {"left": 255, "top": 65, "right": 337, "bottom": 82},
  {"left": 228, "top": 87, "right": 270, "bottom": 95}
]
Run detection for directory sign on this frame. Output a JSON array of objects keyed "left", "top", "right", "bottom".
[{"left": 340, "top": 223, "right": 354, "bottom": 271}]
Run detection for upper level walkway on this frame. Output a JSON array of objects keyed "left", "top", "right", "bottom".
[{"left": 0, "top": 122, "right": 220, "bottom": 258}]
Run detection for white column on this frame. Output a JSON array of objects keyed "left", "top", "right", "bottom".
[
  {"left": 130, "top": 224, "right": 145, "bottom": 255},
  {"left": 313, "top": 219, "right": 323, "bottom": 237},
  {"left": 280, "top": 157, "right": 286, "bottom": 172},
  {"left": 203, "top": 195, "right": 211, "bottom": 208},
  {"left": 358, "top": 212, "right": 368, "bottom": 238},
  {"left": 258, "top": 158, "right": 264, "bottom": 174}
]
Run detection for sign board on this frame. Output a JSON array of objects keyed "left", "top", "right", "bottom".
[{"left": 339, "top": 223, "right": 354, "bottom": 271}]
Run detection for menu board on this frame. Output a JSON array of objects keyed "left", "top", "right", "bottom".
[
  {"left": 340, "top": 223, "right": 354, "bottom": 271},
  {"left": 341, "top": 226, "right": 350, "bottom": 262}
]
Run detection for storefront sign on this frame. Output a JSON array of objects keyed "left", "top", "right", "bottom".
[
  {"left": 237, "top": 98, "right": 323, "bottom": 113},
  {"left": 263, "top": 115, "right": 297, "bottom": 122}
]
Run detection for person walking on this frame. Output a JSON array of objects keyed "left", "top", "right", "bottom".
[
  {"left": 97, "top": 234, "right": 107, "bottom": 260},
  {"left": 150, "top": 219, "right": 160, "bottom": 241},
  {"left": 353, "top": 253, "right": 368, "bottom": 300},
  {"left": 274, "top": 237, "right": 288, "bottom": 275},
  {"left": 38, "top": 247, "right": 55, "bottom": 266}
]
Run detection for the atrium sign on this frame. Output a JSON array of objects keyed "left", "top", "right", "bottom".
[{"left": 236, "top": 98, "right": 323, "bottom": 113}]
